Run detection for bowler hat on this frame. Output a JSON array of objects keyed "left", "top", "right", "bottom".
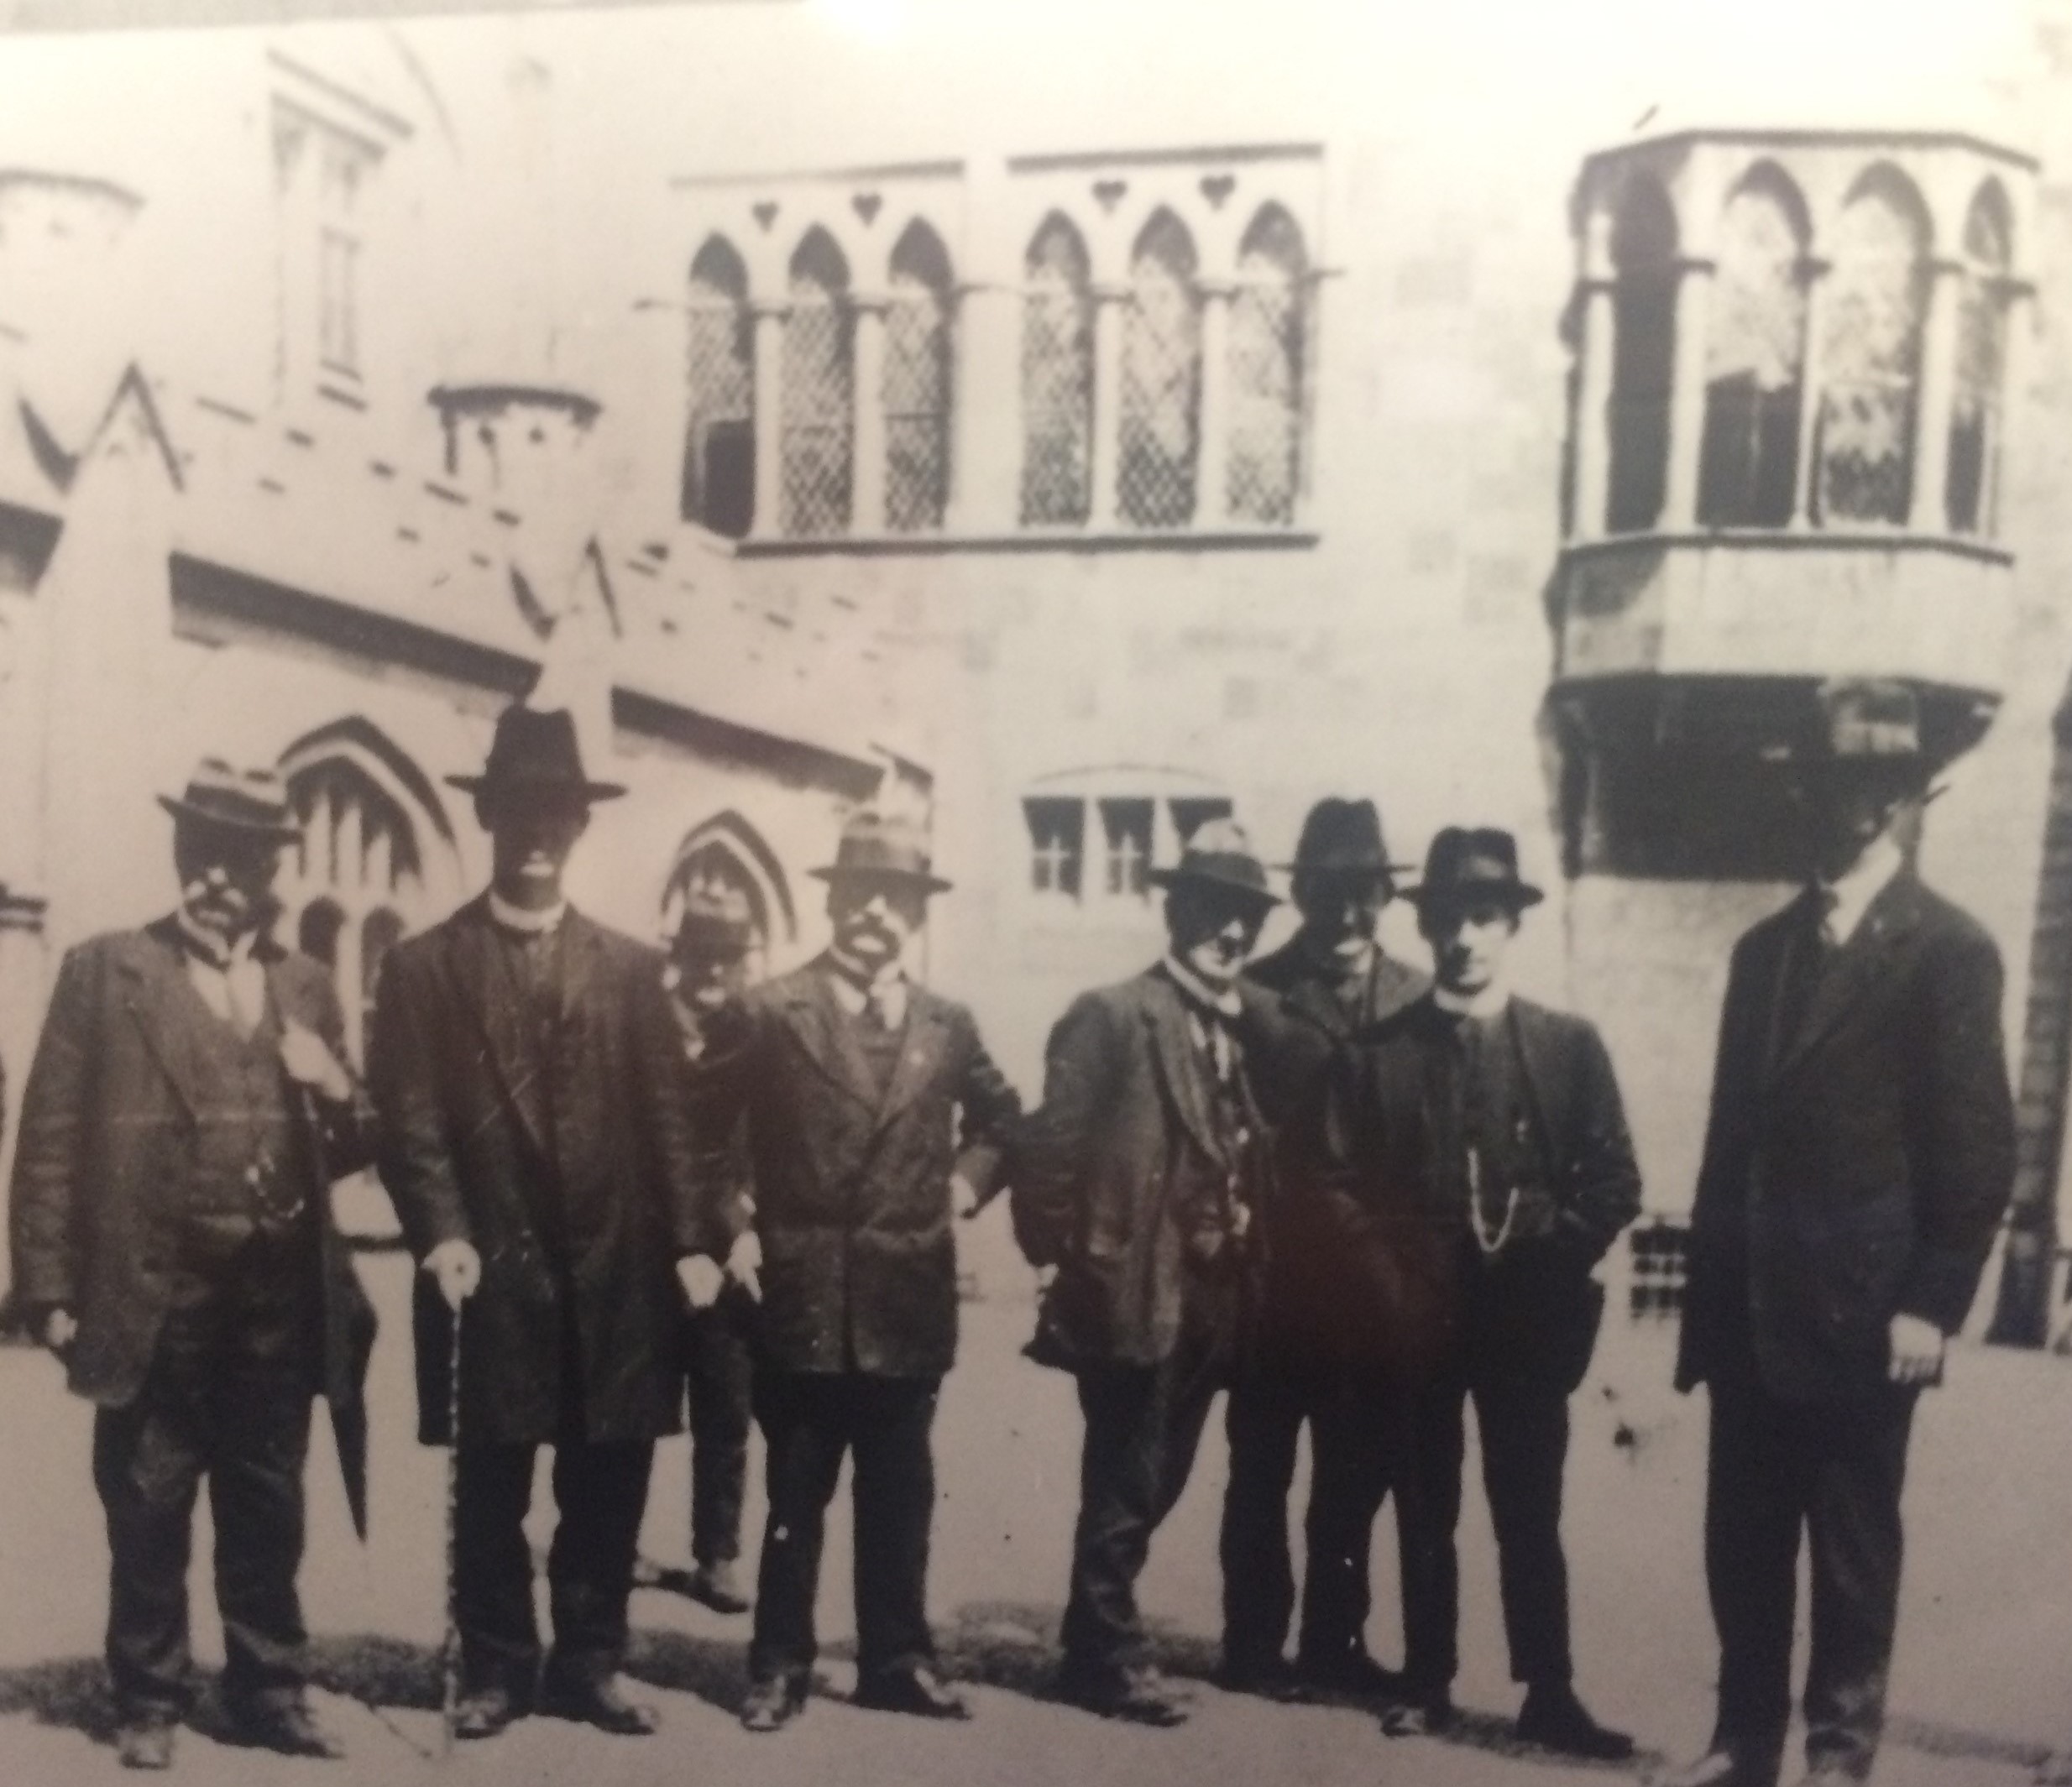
[
  {"left": 1405, "top": 827, "right": 1544, "bottom": 914},
  {"left": 446, "top": 705, "right": 625, "bottom": 803},
  {"left": 809, "top": 810, "right": 953, "bottom": 893},
  {"left": 1280, "top": 797, "right": 1418, "bottom": 884},
  {"left": 159, "top": 758, "right": 302, "bottom": 842},
  {"left": 673, "top": 886, "right": 756, "bottom": 959},
  {"left": 1148, "top": 817, "right": 1279, "bottom": 910}
]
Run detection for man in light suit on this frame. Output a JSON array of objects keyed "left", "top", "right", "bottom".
[{"left": 1664, "top": 681, "right": 2016, "bottom": 1787}]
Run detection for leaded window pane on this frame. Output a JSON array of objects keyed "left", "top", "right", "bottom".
[
  {"left": 782, "top": 232, "right": 854, "bottom": 537},
  {"left": 1606, "top": 180, "right": 1677, "bottom": 533},
  {"left": 1818, "top": 175, "right": 1928, "bottom": 526},
  {"left": 1119, "top": 211, "right": 1201, "bottom": 529},
  {"left": 1948, "top": 186, "right": 2012, "bottom": 536},
  {"left": 886, "top": 225, "right": 953, "bottom": 533},
  {"left": 1698, "top": 173, "right": 1807, "bottom": 529},
  {"left": 683, "top": 238, "right": 755, "bottom": 536},
  {"left": 1228, "top": 206, "right": 1305, "bottom": 526},
  {"left": 1021, "top": 217, "right": 1094, "bottom": 526}
]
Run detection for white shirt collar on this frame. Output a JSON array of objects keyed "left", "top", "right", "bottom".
[
  {"left": 824, "top": 952, "right": 909, "bottom": 1026},
  {"left": 489, "top": 890, "right": 568, "bottom": 936},
  {"left": 1818, "top": 833, "right": 1903, "bottom": 948},
  {"left": 1162, "top": 954, "right": 1245, "bottom": 1021},
  {"left": 1431, "top": 980, "right": 1511, "bottom": 1022}
]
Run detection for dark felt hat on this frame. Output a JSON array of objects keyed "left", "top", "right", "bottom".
[
  {"left": 1148, "top": 817, "right": 1279, "bottom": 910},
  {"left": 158, "top": 758, "right": 302, "bottom": 843},
  {"left": 809, "top": 810, "right": 953, "bottom": 893},
  {"left": 446, "top": 705, "right": 625, "bottom": 803},
  {"left": 1280, "top": 797, "right": 1418, "bottom": 883},
  {"left": 1404, "top": 827, "right": 1544, "bottom": 914}
]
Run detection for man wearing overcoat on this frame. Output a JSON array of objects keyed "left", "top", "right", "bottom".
[
  {"left": 368, "top": 705, "right": 717, "bottom": 1742},
  {"left": 1220, "top": 796, "right": 1426, "bottom": 1698},
  {"left": 1012, "top": 818, "right": 1282, "bottom": 1727},
  {"left": 694, "top": 810, "right": 1020, "bottom": 1732},
  {"left": 1664, "top": 680, "right": 2016, "bottom": 1787},
  {"left": 1325, "top": 826, "right": 1639, "bottom": 1759},
  {"left": 10, "top": 759, "right": 377, "bottom": 1769}
]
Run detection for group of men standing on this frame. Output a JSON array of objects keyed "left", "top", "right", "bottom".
[{"left": 6, "top": 677, "right": 2017, "bottom": 1787}]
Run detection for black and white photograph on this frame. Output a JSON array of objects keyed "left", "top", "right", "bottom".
[{"left": 0, "top": 1, "right": 2064, "bottom": 1783}]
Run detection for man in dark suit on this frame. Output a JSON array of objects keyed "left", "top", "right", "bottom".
[
  {"left": 1326, "top": 827, "right": 1639, "bottom": 1758},
  {"left": 10, "top": 759, "right": 377, "bottom": 1769},
  {"left": 693, "top": 811, "right": 1020, "bottom": 1733},
  {"left": 1220, "top": 797, "right": 1426, "bottom": 1698},
  {"left": 368, "top": 706, "right": 716, "bottom": 1743},
  {"left": 1012, "top": 819, "right": 1281, "bottom": 1727},
  {"left": 1664, "top": 681, "right": 2016, "bottom": 1787}
]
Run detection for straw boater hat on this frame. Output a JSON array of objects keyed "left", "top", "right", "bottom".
[
  {"left": 809, "top": 811, "right": 954, "bottom": 894},
  {"left": 158, "top": 759, "right": 303, "bottom": 843},
  {"left": 446, "top": 705, "right": 626, "bottom": 803},
  {"left": 1279, "top": 797, "right": 1419, "bottom": 886},
  {"left": 1147, "top": 817, "right": 1279, "bottom": 912},
  {"left": 1404, "top": 827, "right": 1544, "bottom": 915}
]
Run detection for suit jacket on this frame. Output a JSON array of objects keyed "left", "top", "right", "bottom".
[
  {"left": 1322, "top": 993, "right": 1641, "bottom": 1389},
  {"left": 369, "top": 896, "right": 711, "bottom": 1445},
  {"left": 8, "top": 918, "right": 378, "bottom": 1534},
  {"left": 1677, "top": 872, "right": 2016, "bottom": 1405},
  {"left": 1011, "top": 966, "right": 1278, "bottom": 1370},
  {"left": 695, "top": 958, "right": 1020, "bottom": 1378}
]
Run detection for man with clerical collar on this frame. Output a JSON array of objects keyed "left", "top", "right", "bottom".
[
  {"left": 1322, "top": 826, "right": 1640, "bottom": 1759},
  {"left": 692, "top": 810, "right": 1020, "bottom": 1734},
  {"left": 1221, "top": 797, "right": 1426, "bottom": 1700},
  {"left": 1665, "top": 681, "right": 2015, "bottom": 1787},
  {"left": 369, "top": 705, "right": 718, "bottom": 1743},
  {"left": 1012, "top": 818, "right": 1283, "bottom": 1727},
  {"left": 10, "top": 757, "right": 378, "bottom": 1769}
]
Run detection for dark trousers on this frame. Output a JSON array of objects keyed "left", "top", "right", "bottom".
[
  {"left": 453, "top": 1438, "right": 655, "bottom": 1694},
  {"left": 1705, "top": 1377, "right": 1916, "bottom": 1784},
  {"left": 92, "top": 1235, "right": 318, "bottom": 1717},
  {"left": 1399, "top": 1359, "right": 1574, "bottom": 1696},
  {"left": 1061, "top": 1330, "right": 1225, "bottom": 1677},
  {"left": 1220, "top": 1362, "right": 1401, "bottom": 1672},
  {"left": 684, "top": 1290, "right": 755, "bottom": 1566},
  {"left": 749, "top": 1371, "right": 940, "bottom": 1685}
]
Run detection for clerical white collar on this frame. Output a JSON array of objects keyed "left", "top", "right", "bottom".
[
  {"left": 1162, "top": 954, "right": 1245, "bottom": 1021},
  {"left": 175, "top": 905, "right": 260, "bottom": 970},
  {"left": 1818, "top": 833, "right": 1903, "bottom": 948},
  {"left": 1432, "top": 980, "right": 1511, "bottom": 1022},
  {"left": 489, "top": 890, "right": 568, "bottom": 936}
]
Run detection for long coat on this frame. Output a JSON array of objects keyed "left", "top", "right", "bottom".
[
  {"left": 369, "top": 896, "right": 711, "bottom": 1446},
  {"left": 1677, "top": 872, "right": 2016, "bottom": 1405},
  {"left": 697, "top": 959, "right": 1020, "bottom": 1378},
  {"left": 8, "top": 918, "right": 378, "bottom": 1534},
  {"left": 1321, "top": 994, "right": 1642, "bottom": 1390},
  {"left": 1011, "top": 966, "right": 1278, "bottom": 1370}
]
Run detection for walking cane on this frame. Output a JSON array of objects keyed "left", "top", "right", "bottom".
[{"left": 442, "top": 1297, "right": 463, "bottom": 1758}]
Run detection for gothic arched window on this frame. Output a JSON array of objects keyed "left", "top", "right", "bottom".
[
  {"left": 781, "top": 227, "right": 855, "bottom": 537},
  {"left": 662, "top": 812, "right": 795, "bottom": 985},
  {"left": 1948, "top": 181, "right": 2013, "bottom": 536},
  {"left": 1119, "top": 209, "right": 1203, "bottom": 529},
  {"left": 1605, "top": 178, "right": 1678, "bottom": 533},
  {"left": 885, "top": 221, "right": 955, "bottom": 533},
  {"left": 1818, "top": 167, "right": 1930, "bottom": 525},
  {"left": 682, "top": 234, "right": 755, "bottom": 538},
  {"left": 1227, "top": 205, "right": 1306, "bottom": 525},
  {"left": 1698, "top": 165, "right": 1808, "bottom": 527},
  {"left": 1020, "top": 213, "right": 1095, "bottom": 526}
]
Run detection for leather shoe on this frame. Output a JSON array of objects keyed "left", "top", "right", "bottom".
[
  {"left": 452, "top": 1685, "right": 526, "bottom": 1742},
  {"left": 117, "top": 1715, "right": 177, "bottom": 1771},
  {"left": 225, "top": 1696, "right": 345, "bottom": 1759},
  {"left": 687, "top": 1559, "right": 751, "bottom": 1614},
  {"left": 855, "top": 1663, "right": 970, "bottom": 1720},
  {"left": 1654, "top": 1749, "right": 1776, "bottom": 1787},
  {"left": 1213, "top": 1654, "right": 1311, "bottom": 1701},
  {"left": 538, "top": 1670, "right": 659, "bottom": 1735},
  {"left": 740, "top": 1673, "right": 808, "bottom": 1733},
  {"left": 1058, "top": 1661, "right": 1190, "bottom": 1727},
  {"left": 1517, "top": 1683, "right": 1634, "bottom": 1761},
  {"left": 1380, "top": 1691, "right": 1457, "bottom": 1737},
  {"left": 1295, "top": 1647, "right": 1401, "bottom": 1700}
]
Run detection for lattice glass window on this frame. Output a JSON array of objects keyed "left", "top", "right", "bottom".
[
  {"left": 1628, "top": 1218, "right": 1691, "bottom": 1320},
  {"left": 885, "top": 222, "right": 954, "bottom": 533},
  {"left": 1818, "top": 170, "right": 1929, "bottom": 525},
  {"left": 1228, "top": 206, "right": 1305, "bottom": 525},
  {"left": 1948, "top": 184, "right": 2012, "bottom": 536},
  {"left": 1099, "top": 798, "right": 1155, "bottom": 899},
  {"left": 1024, "top": 797, "right": 1085, "bottom": 900},
  {"left": 1021, "top": 215, "right": 1095, "bottom": 526},
  {"left": 683, "top": 236, "right": 756, "bottom": 537},
  {"left": 1698, "top": 168, "right": 1807, "bottom": 528},
  {"left": 1169, "top": 796, "right": 1234, "bottom": 847},
  {"left": 1119, "top": 211, "right": 1203, "bottom": 529},
  {"left": 1606, "top": 180, "right": 1677, "bottom": 533},
  {"left": 782, "top": 229, "right": 855, "bottom": 538}
]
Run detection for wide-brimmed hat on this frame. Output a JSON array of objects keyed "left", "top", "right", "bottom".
[
  {"left": 446, "top": 705, "right": 625, "bottom": 803},
  {"left": 673, "top": 886, "right": 756, "bottom": 959},
  {"left": 158, "top": 758, "right": 302, "bottom": 843},
  {"left": 809, "top": 811, "right": 953, "bottom": 894},
  {"left": 1405, "top": 827, "right": 1544, "bottom": 915},
  {"left": 1279, "top": 797, "right": 1418, "bottom": 885},
  {"left": 1148, "top": 817, "right": 1279, "bottom": 910}
]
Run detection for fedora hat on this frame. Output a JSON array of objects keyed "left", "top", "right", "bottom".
[
  {"left": 446, "top": 705, "right": 625, "bottom": 803},
  {"left": 158, "top": 758, "right": 302, "bottom": 842},
  {"left": 673, "top": 886, "right": 756, "bottom": 959},
  {"left": 1280, "top": 797, "right": 1418, "bottom": 884},
  {"left": 1405, "top": 827, "right": 1544, "bottom": 914},
  {"left": 1148, "top": 817, "right": 1279, "bottom": 910},
  {"left": 809, "top": 810, "right": 953, "bottom": 894}
]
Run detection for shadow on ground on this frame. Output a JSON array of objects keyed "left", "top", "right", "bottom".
[{"left": 0, "top": 1656, "right": 118, "bottom": 1743}]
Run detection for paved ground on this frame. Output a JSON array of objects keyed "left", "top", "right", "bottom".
[{"left": 3, "top": 1243, "right": 2069, "bottom": 1785}]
